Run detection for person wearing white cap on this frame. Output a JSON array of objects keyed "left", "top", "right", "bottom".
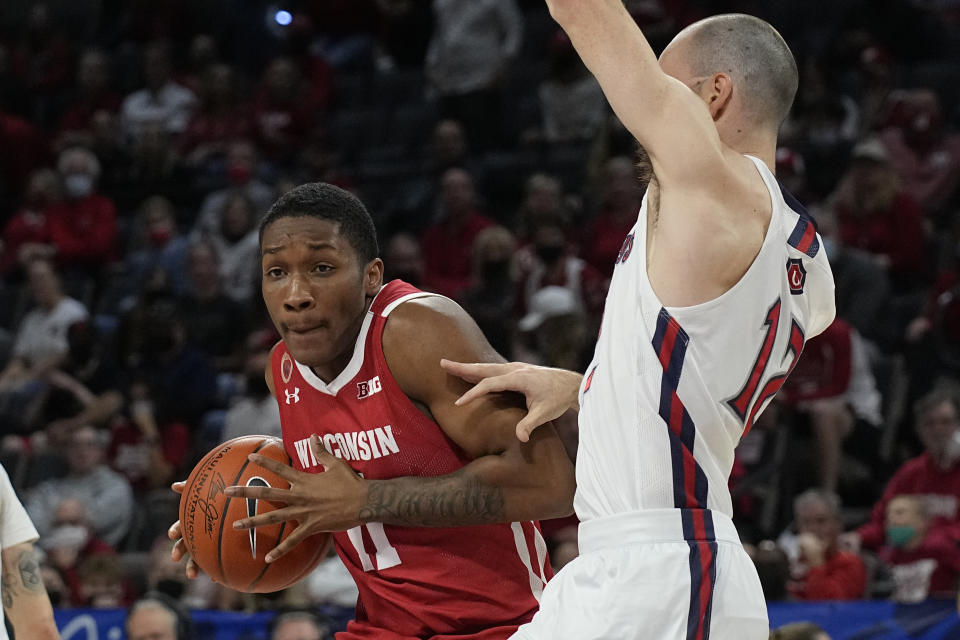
[{"left": 516, "top": 286, "right": 592, "bottom": 375}]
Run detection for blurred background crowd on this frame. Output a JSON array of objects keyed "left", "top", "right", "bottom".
[{"left": 0, "top": 0, "right": 959, "bottom": 635}]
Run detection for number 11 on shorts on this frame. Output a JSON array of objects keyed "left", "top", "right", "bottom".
[
  {"left": 345, "top": 472, "right": 401, "bottom": 571},
  {"left": 346, "top": 522, "right": 401, "bottom": 571}
]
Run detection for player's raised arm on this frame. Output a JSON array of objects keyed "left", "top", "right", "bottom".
[
  {"left": 546, "top": 0, "right": 723, "bottom": 182},
  {"left": 548, "top": 1, "right": 797, "bottom": 187},
  {"left": 368, "top": 296, "right": 577, "bottom": 526}
]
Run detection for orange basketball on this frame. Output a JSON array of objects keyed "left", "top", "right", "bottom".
[{"left": 178, "top": 435, "right": 332, "bottom": 593}]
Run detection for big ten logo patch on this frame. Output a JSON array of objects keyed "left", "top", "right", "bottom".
[
  {"left": 786, "top": 258, "right": 806, "bottom": 295},
  {"left": 281, "top": 352, "right": 294, "bottom": 383},
  {"left": 357, "top": 375, "right": 382, "bottom": 399}
]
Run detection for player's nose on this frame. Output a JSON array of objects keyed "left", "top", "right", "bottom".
[{"left": 282, "top": 274, "right": 314, "bottom": 311}]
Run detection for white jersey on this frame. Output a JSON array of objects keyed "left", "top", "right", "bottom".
[
  {"left": 0, "top": 464, "right": 39, "bottom": 640},
  {"left": 574, "top": 155, "right": 836, "bottom": 531}
]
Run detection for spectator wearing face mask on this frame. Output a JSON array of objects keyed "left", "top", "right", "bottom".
[
  {"left": 515, "top": 218, "right": 607, "bottom": 332},
  {"left": 880, "top": 495, "right": 960, "bottom": 602},
  {"left": 124, "top": 196, "right": 191, "bottom": 296},
  {"left": 47, "top": 145, "right": 117, "bottom": 272},
  {"left": 193, "top": 140, "right": 274, "bottom": 238},
  {"left": 36, "top": 498, "right": 115, "bottom": 606},
  {"left": 844, "top": 383, "right": 960, "bottom": 553},
  {"left": 879, "top": 89, "right": 960, "bottom": 218},
  {"left": 383, "top": 233, "right": 426, "bottom": 289}
]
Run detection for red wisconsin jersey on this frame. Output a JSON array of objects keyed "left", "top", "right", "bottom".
[{"left": 270, "top": 280, "right": 551, "bottom": 640}]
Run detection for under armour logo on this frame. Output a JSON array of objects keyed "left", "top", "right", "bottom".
[
  {"left": 245, "top": 476, "right": 270, "bottom": 558},
  {"left": 285, "top": 387, "right": 300, "bottom": 404}
]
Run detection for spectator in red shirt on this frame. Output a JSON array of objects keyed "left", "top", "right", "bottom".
[
  {"left": 583, "top": 156, "right": 644, "bottom": 278},
  {"left": 847, "top": 383, "right": 960, "bottom": 551},
  {"left": 881, "top": 495, "right": 960, "bottom": 602},
  {"left": 56, "top": 49, "right": 121, "bottom": 149},
  {"left": 48, "top": 146, "right": 117, "bottom": 272},
  {"left": 108, "top": 381, "right": 191, "bottom": 494},
  {"left": 781, "top": 318, "right": 882, "bottom": 492},
  {"left": 879, "top": 89, "right": 960, "bottom": 219},
  {"left": 0, "top": 167, "right": 60, "bottom": 278},
  {"left": 420, "top": 168, "right": 494, "bottom": 298},
  {"left": 831, "top": 138, "right": 928, "bottom": 291},
  {"left": 787, "top": 489, "right": 867, "bottom": 601}
]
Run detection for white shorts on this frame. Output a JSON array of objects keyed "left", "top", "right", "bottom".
[{"left": 511, "top": 509, "right": 768, "bottom": 640}]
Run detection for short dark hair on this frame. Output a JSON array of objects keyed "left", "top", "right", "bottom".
[
  {"left": 681, "top": 14, "right": 798, "bottom": 127},
  {"left": 914, "top": 379, "right": 960, "bottom": 424},
  {"left": 259, "top": 183, "right": 379, "bottom": 263}
]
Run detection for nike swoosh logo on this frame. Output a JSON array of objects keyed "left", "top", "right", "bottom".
[{"left": 246, "top": 476, "right": 270, "bottom": 559}]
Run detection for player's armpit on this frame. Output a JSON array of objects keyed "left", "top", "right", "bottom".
[
  {"left": 1, "top": 542, "right": 60, "bottom": 640},
  {"left": 381, "top": 296, "right": 576, "bottom": 524}
]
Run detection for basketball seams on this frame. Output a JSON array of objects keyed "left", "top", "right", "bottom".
[
  {"left": 246, "top": 520, "right": 287, "bottom": 592},
  {"left": 216, "top": 437, "right": 273, "bottom": 586}
]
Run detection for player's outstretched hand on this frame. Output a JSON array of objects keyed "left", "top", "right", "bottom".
[
  {"left": 225, "top": 435, "right": 366, "bottom": 563},
  {"left": 440, "top": 359, "right": 583, "bottom": 442},
  {"left": 168, "top": 480, "right": 203, "bottom": 580}
]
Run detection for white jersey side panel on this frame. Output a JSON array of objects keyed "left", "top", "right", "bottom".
[{"left": 574, "top": 155, "right": 836, "bottom": 525}]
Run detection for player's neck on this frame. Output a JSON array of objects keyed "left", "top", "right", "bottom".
[
  {"left": 720, "top": 125, "right": 777, "bottom": 172},
  {"left": 309, "top": 295, "right": 376, "bottom": 383}
]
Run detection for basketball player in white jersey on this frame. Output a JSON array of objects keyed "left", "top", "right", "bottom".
[
  {"left": 0, "top": 463, "right": 60, "bottom": 639},
  {"left": 442, "top": 1, "right": 836, "bottom": 638}
]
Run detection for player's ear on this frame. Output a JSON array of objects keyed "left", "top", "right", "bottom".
[
  {"left": 363, "top": 258, "right": 384, "bottom": 295},
  {"left": 705, "top": 72, "right": 733, "bottom": 121}
]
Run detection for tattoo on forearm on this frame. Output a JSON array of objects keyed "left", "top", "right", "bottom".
[
  {"left": 1, "top": 566, "right": 14, "bottom": 609},
  {"left": 2, "top": 548, "right": 44, "bottom": 611},
  {"left": 359, "top": 471, "right": 506, "bottom": 526},
  {"left": 17, "top": 549, "right": 42, "bottom": 592}
]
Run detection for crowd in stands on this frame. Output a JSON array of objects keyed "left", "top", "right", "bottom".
[{"left": 0, "top": 0, "right": 959, "bottom": 632}]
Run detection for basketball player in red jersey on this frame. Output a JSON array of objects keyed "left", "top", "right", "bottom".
[{"left": 169, "top": 182, "right": 575, "bottom": 639}]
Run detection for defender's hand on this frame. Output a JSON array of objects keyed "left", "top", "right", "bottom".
[
  {"left": 225, "top": 435, "right": 367, "bottom": 563},
  {"left": 441, "top": 359, "right": 582, "bottom": 442},
  {"left": 168, "top": 481, "right": 203, "bottom": 579}
]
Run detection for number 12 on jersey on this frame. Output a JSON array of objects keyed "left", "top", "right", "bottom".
[{"left": 726, "top": 298, "right": 806, "bottom": 437}]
